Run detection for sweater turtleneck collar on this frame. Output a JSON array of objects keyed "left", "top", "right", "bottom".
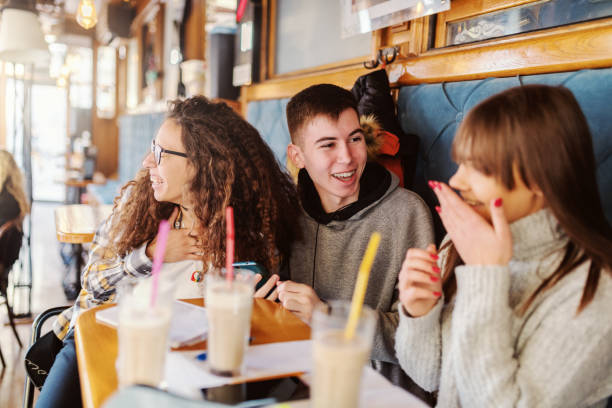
[{"left": 509, "top": 208, "right": 568, "bottom": 262}]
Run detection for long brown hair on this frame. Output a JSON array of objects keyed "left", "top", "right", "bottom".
[
  {"left": 442, "top": 85, "right": 612, "bottom": 314},
  {"left": 108, "top": 97, "right": 301, "bottom": 273}
]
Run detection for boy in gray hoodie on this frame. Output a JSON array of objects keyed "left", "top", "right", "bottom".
[{"left": 275, "top": 83, "right": 435, "bottom": 400}]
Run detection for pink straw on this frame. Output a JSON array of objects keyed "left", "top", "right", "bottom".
[
  {"left": 226, "top": 206, "right": 235, "bottom": 283},
  {"left": 150, "top": 220, "right": 170, "bottom": 307}
]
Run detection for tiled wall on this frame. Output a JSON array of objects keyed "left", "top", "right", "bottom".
[{"left": 91, "top": 112, "right": 165, "bottom": 204}]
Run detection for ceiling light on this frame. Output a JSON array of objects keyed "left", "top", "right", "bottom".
[
  {"left": 0, "top": 1, "right": 49, "bottom": 65},
  {"left": 77, "top": 0, "right": 98, "bottom": 30}
]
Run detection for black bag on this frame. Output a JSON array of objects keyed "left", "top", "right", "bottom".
[{"left": 24, "top": 331, "right": 64, "bottom": 389}]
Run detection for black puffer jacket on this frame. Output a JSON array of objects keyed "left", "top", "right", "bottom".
[{"left": 351, "top": 69, "right": 419, "bottom": 189}]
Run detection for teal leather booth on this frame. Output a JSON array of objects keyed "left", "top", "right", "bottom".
[{"left": 397, "top": 68, "right": 612, "bottom": 240}]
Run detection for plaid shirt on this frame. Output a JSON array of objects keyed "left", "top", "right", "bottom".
[{"left": 53, "top": 214, "right": 154, "bottom": 340}]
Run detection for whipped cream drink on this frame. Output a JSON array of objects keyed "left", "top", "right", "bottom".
[
  {"left": 311, "top": 301, "right": 377, "bottom": 408},
  {"left": 312, "top": 330, "right": 370, "bottom": 408},
  {"left": 205, "top": 273, "right": 254, "bottom": 376},
  {"left": 117, "top": 307, "right": 171, "bottom": 387}
]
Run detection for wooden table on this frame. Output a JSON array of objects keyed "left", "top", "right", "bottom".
[
  {"left": 54, "top": 204, "right": 112, "bottom": 299},
  {"left": 54, "top": 204, "right": 112, "bottom": 244},
  {"left": 75, "top": 298, "right": 311, "bottom": 408}
]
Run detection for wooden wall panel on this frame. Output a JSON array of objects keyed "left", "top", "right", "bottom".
[
  {"left": 92, "top": 42, "right": 119, "bottom": 177},
  {"left": 184, "top": 0, "right": 206, "bottom": 61},
  {"left": 389, "top": 18, "right": 612, "bottom": 86},
  {"left": 443, "top": 0, "right": 537, "bottom": 22},
  {"left": 243, "top": 2, "right": 612, "bottom": 104},
  {"left": 132, "top": 1, "right": 164, "bottom": 105},
  {"left": 153, "top": 7, "right": 165, "bottom": 99},
  {"left": 245, "top": 64, "right": 370, "bottom": 101}
]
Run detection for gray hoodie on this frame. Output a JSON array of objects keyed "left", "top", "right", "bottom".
[{"left": 288, "top": 163, "right": 434, "bottom": 396}]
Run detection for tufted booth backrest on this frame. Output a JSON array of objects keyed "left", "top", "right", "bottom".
[
  {"left": 397, "top": 68, "right": 612, "bottom": 241},
  {"left": 247, "top": 98, "right": 292, "bottom": 167}
]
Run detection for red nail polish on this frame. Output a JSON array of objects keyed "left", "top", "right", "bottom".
[
  {"left": 428, "top": 180, "right": 436, "bottom": 189},
  {"left": 433, "top": 291, "right": 441, "bottom": 297},
  {"left": 494, "top": 198, "right": 503, "bottom": 207},
  {"left": 435, "top": 206, "right": 441, "bottom": 213},
  {"left": 430, "top": 276, "right": 439, "bottom": 282},
  {"left": 436, "top": 182, "right": 442, "bottom": 191},
  {"left": 430, "top": 253, "right": 439, "bottom": 260},
  {"left": 432, "top": 266, "right": 440, "bottom": 273}
]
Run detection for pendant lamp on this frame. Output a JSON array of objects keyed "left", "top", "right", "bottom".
[
  {"left": 0, "top": 0, "right": 49, "bottom": 65},
  {"left": 76, "top": 0, "right": 98, "bottom": 30}
]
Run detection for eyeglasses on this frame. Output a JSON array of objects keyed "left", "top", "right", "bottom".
[{"left": 151, "top": 140, "right": 187, "bottom": 165}]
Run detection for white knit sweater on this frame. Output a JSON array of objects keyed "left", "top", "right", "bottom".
[{"left": 395, "top": 209, "right": 612, "bottom": 407}]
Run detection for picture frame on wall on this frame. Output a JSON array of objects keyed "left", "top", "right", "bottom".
[{"left": 340, "top": 0, "right": 450, "bottom": 38}]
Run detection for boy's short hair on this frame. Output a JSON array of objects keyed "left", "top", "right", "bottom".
[{"left": 286, "top": 84, "right": 359, "bottom": 144}]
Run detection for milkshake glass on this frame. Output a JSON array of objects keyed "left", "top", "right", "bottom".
[
  {"left": 116, "top": 278, "right": 172, "bottom": 388},
  {"left": 311, "top": 300, "right": 377, "bottom": 408},
  {"left": 205, "top": 268, "right": 255, "bottom": 376}
]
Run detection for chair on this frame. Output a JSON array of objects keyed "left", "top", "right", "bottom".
[
  {"left": 0, "top": 218, "right": 25, "bottom": 367},
  {"left": 22, "top": 306, "right": 69, "bottom": 408}
]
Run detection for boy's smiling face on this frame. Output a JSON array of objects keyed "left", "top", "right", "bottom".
[{"left": 288, "top": 108, "right": 367, "bottom": 213}]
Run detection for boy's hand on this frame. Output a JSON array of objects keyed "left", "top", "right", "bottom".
[
  {"left": 398, "top": 244, "right": 442, "bottom": 317},
  {"left": 276, "top": 280, "right": 323, "bottom": 324},
  {"left": 254, "top": 274, "right": 280, "bottom": 300}
]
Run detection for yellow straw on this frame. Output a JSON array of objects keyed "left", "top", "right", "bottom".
[{"left": 344, "top": 232, "right": 381, "bottom": 340}]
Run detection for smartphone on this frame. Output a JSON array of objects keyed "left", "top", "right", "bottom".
[
  {"left": 201, "top": 376, "right": 309, "bottom": 407},
  {"left": 233, "top": 261, "right": 270, "bottom": 291}
]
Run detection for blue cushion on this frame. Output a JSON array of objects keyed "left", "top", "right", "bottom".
[
  {"left": 247, "top": 98, "right": 291, "bottom": 167},
  {"left": 397, "top": 68, "right": 612, "bottom": 239}
]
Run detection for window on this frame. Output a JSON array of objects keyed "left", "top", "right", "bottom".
[{"left": 273, "top": 0, "right": 371, "bottom": 76}]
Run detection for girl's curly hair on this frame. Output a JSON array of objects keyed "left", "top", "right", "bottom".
[{"left": 108, "top": 97, "right": 301, "bottom": 273}]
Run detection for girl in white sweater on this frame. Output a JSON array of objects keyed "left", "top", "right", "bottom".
[{"left": 395, "top": 85, "right": 612, "bottom": 407}]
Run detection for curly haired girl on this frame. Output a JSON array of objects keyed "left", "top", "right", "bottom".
[{"left": 37, "top": 96, "right": 301, "bottom": 408}]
